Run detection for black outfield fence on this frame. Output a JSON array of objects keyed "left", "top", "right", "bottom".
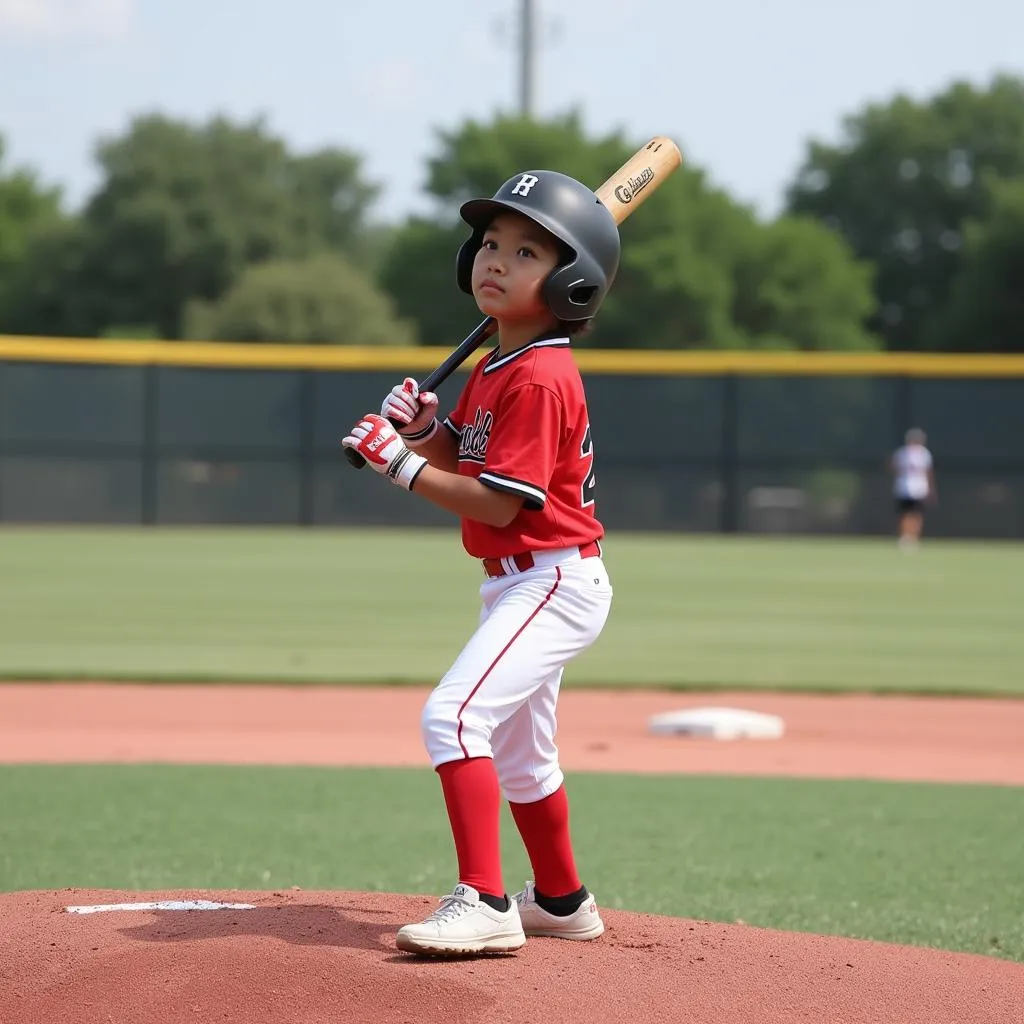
[{"left": 2, "top": 339, "right": 1023, "bottom": 539}]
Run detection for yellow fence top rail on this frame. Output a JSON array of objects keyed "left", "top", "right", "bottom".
[{"left": 2, "top": 336, "right": 1024, "bottom": 377}]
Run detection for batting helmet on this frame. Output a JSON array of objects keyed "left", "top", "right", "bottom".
[{"left": 456, "top": 170, "right": 621, "bottom": 321}]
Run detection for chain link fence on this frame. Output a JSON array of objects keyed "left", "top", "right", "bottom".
[{"left": 2, "top": 355, "right": 1022, "bottom": 538}]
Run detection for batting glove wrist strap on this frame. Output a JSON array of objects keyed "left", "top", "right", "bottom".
[
  {"left": 401, "top": 418, "right": 439, "bottom": 446},
  {"left": 387, "top": 449, "right": 428, "bottom": 491}
]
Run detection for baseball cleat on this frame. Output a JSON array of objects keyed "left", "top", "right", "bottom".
[
  {"left": 395, "top": 883, "right": 526, "bottom": 956},
  {"left": 514, "top": 880, "right": 606, "bottom": 941}
]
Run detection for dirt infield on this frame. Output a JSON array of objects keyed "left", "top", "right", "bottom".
[
  {"left": 3, "top": 888, "right": 1022, "bottom": 1024},
  {"left": 4, "top": 682, "right": 1024, "bottom": 783},
  {"left": 2, "top": 683, "right": 1023, "bottom": 1023}
]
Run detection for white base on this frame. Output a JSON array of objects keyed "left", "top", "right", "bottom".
[{"left": 648, "top": 706, "right": 785, "bottom": 741}]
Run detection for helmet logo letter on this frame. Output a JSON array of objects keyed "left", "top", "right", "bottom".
[{"left": 511, "top": 173, "right": 540, "bottom": 197}]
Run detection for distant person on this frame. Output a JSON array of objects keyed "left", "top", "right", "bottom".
[{"left": 890, "top": 428, "right": 936, "bottom": 549}]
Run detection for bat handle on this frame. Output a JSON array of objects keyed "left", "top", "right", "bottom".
[
  {"left": 343, "top": 444, "right": 369, "bottom": 469},
  {"left": 343, "top": 411, "right": 407, "bottom": 469},
  {"left": 342, "top": 317, "right": 496, "bottom": 471}
]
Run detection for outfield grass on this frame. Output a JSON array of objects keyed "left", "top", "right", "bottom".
[
  {"left": 1, "top": 764, "right": 1021, "bottom": 961},
  {"left": 0, "top": 527, "right": 1021, "bottom": 694}
]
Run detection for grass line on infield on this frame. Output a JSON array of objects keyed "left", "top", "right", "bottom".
[
  {"left": 0, "top": 528, "right": 1022, "bottom": 695},
  {"left": 0, "top": 672, "right": 1019, "bottom": 701},
  {"left": 1, "top": 764, "right": 1022, "bottom": 962}
]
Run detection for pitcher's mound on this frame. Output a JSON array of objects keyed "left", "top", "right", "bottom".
[{"left": 1, "top": 889, "right": 1020, "bottom": 1024}]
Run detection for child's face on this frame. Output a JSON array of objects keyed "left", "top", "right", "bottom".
[{"left": 471, "top": 212, "right": 561, "bottom": 323}]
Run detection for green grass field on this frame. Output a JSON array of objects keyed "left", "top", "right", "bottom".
[
  {"left": 0, "top": 527, "right": 1021, "bottom": 693},
  {"left": 2, "top": 527, "right": 1022, "bottom": 963},
  {"left": 2, "top": 765, "right": 1022, "bottom": 961}
]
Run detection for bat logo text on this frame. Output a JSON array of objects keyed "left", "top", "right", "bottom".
[{"left": 613, "top": 166, "right": 655, "bottom": 205}]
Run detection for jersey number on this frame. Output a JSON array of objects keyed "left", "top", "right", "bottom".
[{"left": 580, "top": 424, "right": 596, "bottom": 508}]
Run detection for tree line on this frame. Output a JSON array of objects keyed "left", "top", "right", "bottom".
[{"left": 2, "top": 74, "right": 1023, "bottom": 352}]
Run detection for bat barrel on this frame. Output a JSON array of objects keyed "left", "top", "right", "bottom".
[{"left": 596, "top": 136, "right": 683, "bottom": 226}]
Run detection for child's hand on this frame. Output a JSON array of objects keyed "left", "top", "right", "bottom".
[
  {"left": 382, "top": 377, "right": 439, "bottom": 442},
  {"left": 342, "top": 414, "right": 427, "bottom": 490}
]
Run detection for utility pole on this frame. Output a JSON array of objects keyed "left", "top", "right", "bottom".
[{"left": 518, "top": 0, "right": 536, "bottom": 118}]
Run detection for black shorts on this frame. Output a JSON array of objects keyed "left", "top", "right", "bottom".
[{"left": 895, "top": 497, "right": 924, "bottom": 514}]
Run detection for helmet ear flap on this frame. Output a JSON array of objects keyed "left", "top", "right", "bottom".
[
  {"left": 456, "top": 233, "right": 481, "bottom": 296},
  {"left": 542, "top": 256, "right": 608, "bottom": 321}
]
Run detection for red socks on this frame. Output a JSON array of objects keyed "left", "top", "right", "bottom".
[
  {"left": 436, "top": 762, "right": 582, "bottom": 901},
  {"left": 436, "top": 757, "right": 504, "bottom": 898},
  {"left": 509, "top": 784, "right": 582, "bottom": 898}
]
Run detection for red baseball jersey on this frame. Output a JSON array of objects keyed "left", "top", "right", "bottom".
[{"left": 442, "top": 336, "right": 604, "bottom": 559}]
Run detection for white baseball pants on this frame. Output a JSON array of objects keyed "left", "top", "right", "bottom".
[{"left": 421, "top": 550, "right": 613, "bottom": 803}]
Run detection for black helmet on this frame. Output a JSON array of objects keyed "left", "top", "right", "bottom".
[{"left": 456, "top": 170, "right": 621, "bottom": 321}]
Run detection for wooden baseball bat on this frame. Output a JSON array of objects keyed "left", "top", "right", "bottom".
[{"left": 344, "top": 135, "right": 683, "bottom": 468}]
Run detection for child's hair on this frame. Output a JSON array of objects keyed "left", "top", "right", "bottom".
[{"left": 558, "top": 319, "right": 594, "bottom": 339}]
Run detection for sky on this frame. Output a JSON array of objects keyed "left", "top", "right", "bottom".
[{"left": 1, "top": 0, "right": 1023, "bottom": 225}]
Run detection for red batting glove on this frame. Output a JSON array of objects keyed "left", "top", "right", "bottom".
[{"left": 342, "top": 414, "right": 427, "bottom": 490}]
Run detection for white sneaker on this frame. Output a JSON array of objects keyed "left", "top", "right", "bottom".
[
  {"left": 514, "top": 880, "right": 605, "bottom": 941},
  {"left": 395, "top": 883, "right": 526, "bottom": 956}
]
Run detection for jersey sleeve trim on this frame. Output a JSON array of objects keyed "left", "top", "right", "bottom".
[
  {"left": 478, "top": 471, "right": 547, "bottom": 511},
  {"left": 442, "top": 416, "right": 461, "bottom": 438}
]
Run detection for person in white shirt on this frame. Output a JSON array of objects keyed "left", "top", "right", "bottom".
[{"left": 889, "top": 428, "right": 937, "bottom": 549}]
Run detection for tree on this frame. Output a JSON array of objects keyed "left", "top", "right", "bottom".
[
  {"left": 380, "top": 112, "right": 877, "bottom": 350},
  {"left": 731, "top": 215, "right": 878, "bottom": 350},
  {"left": 594, "top": 155, "right": 760, "bottom": 349},
  {"left": 375, "top": 216, "right": 481, "bottom": 346},
  {"left": 0, "top": 220, "right": 96, "bottom": 337},
  {"left": 930, "top": 176, "right": 1024, "bottom": 351},
  {"left": 182, "top": 253, "right": 416, "bottom": 345},
  {"left": 76, "top": 114, "right": 381, "bottom": 338},
  {"left": 786, "top": 74, "right": 1024, "bottom": 350},
  {"left": 0, "top": 137, "right": 66, "bottom": 330}
]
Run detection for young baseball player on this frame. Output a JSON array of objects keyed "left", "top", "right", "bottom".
[{"left": 341, "top": 169, "right": 620, "bottom": 956}]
